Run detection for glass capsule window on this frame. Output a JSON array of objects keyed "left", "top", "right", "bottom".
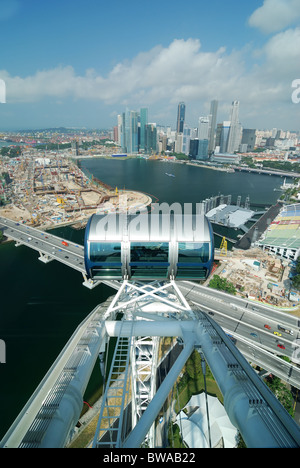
[
  {"left": 177, "top": 242, "right": 210, "bottom": 263},
  {"left": 89, "top": 242, "right": 122, "bottom": 278},
  {"left": 89, "top": 242, "right": 121, "bottom": 263},
  {"left": 176, "top": 242, "right": 210, "bottom": 279},
  {"left": 130, "top": 242, "right": 170, "bottom": 278}
]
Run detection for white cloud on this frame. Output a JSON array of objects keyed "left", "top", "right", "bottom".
[
  {"left": 262, "top": 27, "right": 300, "bottom": 76},
  {"left": 1, "top": 40, "right": 243, "bottom": 105},
  {"left": 0, "top": 34, "right": 299, "bottom": 129},
  {"left": 248, "top": 0, "right": 300, "bottom": 34}
]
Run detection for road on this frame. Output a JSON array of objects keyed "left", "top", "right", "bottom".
[
  {"left": 0, "top": 215, "right": 85, "bottom": 274},
  {"left": 177, "top": 281, "right": 300, "bottom": 360}
]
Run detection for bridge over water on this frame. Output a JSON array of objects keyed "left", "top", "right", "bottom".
[{"left": 233, "top": 166, "right": 300, "bottom": 179}]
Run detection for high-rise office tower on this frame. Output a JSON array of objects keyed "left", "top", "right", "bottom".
[
  {"left": 176, "top": 102, "right": 186, "bottom": 133},
  {"left": 117, "top": 114, "right": 122, "bottom": 146},
  {"left": 145, "top": 123, "right": 157, "bottom": 154},
  {"left": 220, "top": 121, "right": 231, "bottom": 153},
  {"left": 198, "top": 116, "right": 210, "bottom": 140},
  {"left": 208, "top": 100, "right": 218, "bottom": 154},
  {"left": 241, "top": 129, "right": 256, "bottom": 152},
  {"left": 140, "top": 108, "right": 148, "bottom": 151},
  {"left": 182, "top": 125, "right": 192, "bottom": 155},
  {"left": 122, "top": 109, "right": 139, "bottom": 153},
  {"left": 198, "top": 116, "right": 210, "bottom": 160},
  {"left": 227, "top": 100, "right": 241, "bottom": 154}
]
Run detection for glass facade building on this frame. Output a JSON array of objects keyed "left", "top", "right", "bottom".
[{"left": 176, "top": 102, "right": 186, "bottom": 133}]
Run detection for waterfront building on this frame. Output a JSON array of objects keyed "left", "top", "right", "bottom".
[
  {"left": 121, "top": 109, "right": 139, "bottom": 153},
  {"left": 197, "top": 116, "right": 210, "bottom": 160},
  {"left": 198, "top": 116, "right": 210, "bottom": 140},
  {"left": 176, "top": 102, "right": 186, "bottom": 134},
  {"left": 210, "top": 152, "right": 240, "bottom": 164},
  {"left": 144, "top": 123, "right": 157, "bottom": 154},
  {"left": 189, "top": 139, "right": 199, "bottom": 159},
  {"left": 219, "top": 121, "right": 231, "bottom": 154},
  {"left": 241, "top": 129, "right": 256, "bottom": 152},
  {"left": 208, "top": 99, "right": 218, "bottom": 154},
  {"left": 227, "top": 101, "right": 242, "bottom": 154},
  {"left": 139, "top": 108, "right": 148, "bottom": 151},
  {"left": 175, "top": 132, "right": 183, "bottom": 153},
  {"left": 197, "top": 139, "right": 209, "bottom": 160},
  {"left": 117, "top": 115, "right": 122, "bottom": 146},
  {"left": 182, "top": 125, "right": 191, "bottom": 155}
]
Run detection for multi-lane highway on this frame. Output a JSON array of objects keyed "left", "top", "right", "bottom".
[
  {"left": 0, "top": 215, "right": 86, "bottom": 273},
  {"left": 1, "top": 215, "right": 300, "bottom": 388},
  {"left": 177, "top": 281, "right": 300, "bottom": 358}
]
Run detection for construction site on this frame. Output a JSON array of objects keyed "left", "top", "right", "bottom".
[
  {"left": 209, "top": 242, "right": 298, "bottom": 309},
  {"left": 0, "top": 154, "right": 152, "bottom": 229}
]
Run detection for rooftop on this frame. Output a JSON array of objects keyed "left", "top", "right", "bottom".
[
  {"left": 206, "top": 204, "right": 255, "bottom": 228},
  {"left": 258, "top": 204, "right": 300, "bottom": 250}
]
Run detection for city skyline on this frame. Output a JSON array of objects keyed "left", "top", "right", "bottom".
[{"left": 0, "top": 0, "right": 299, "bottom": 130}]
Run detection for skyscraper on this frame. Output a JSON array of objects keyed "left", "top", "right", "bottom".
[
  {"left": 198, "top": 116, "right": 210, "bottom": 140},
  {"left": 227, "top": 100, "right": 241, "bottom": 154},
  {"left": 140, "top": 108, "right": 148, "bottom": 151},
  {"left": 182, "top": 125, "right": 191, "bottom": 155},
  {"left": 198, "top": 116, "right": 210, "bottom": 160},
  {"left": 220, "top": 121, "right": 231, "bottom": 153},
  {"left": 241, "top": 129, "right": 256, "bottom": 152},
  {"left": 208, "top": 100, "right": 218, "bottom": 154},
  {"left": 176, "top": 102, "right": 186, "bottom": 133},
  {"left": 144, "top": 123, "right": 157, "bottom": 154},
  {"left": 122, "top": 109, "right": 139, "bottom": 153}
]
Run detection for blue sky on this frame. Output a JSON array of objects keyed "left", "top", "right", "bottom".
[{"left": 0, "top": 0, "right": 299, "bottom": 131}]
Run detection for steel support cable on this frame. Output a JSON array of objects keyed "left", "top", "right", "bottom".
[{"left": 200, "top": 354, "right": 212, "bottom": 449}]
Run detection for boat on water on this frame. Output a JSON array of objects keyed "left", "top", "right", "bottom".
[{"left": 165, "top": 173, "right": 175, "bottom": 177}]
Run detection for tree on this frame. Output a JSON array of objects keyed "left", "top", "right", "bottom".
[
  {"left": 265, "top": 375, "right": 294, "bottom": 417},
  {"left": 291, "top": 274, "right": 300, "bottom": 290},
  {"left": 186, "top": 350, "right": 202, "bottom": 380},
  {"left": 208, "top": 275, "right": 236, "bottom": 295}
]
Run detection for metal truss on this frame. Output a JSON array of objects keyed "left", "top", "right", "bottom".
[{"left": 2, "top": 279, "right": 300, "bottom": 449}]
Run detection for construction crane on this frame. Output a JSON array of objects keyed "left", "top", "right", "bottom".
[{"left": 220, "top": 236, "right": 227, "bottom": 256}]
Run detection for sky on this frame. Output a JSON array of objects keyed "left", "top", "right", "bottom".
[{"left": 0, "top": 0, "right": 299, "bottom": 131}]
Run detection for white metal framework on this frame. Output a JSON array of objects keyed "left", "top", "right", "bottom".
[{"left": 1, "top": 279, "right": 300, "bottom": 448}]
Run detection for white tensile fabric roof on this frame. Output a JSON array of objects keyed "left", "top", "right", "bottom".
[{"left": 175, "top": 393, "right": 237, "bottom": 448}]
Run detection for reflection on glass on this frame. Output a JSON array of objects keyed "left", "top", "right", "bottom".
[
  {"left": 130, "top": 242, "right": 169, "bottom": 278},
  {"left": 90, "top": 242, "right": 121, "bottom": 263},
  {"left": 178, "top": 242, "right": 209, "bottom": 263},
  {"left": 177, "top": 242, "right": 210, "bottom": 279},
  {"left": 130, "top": 242, "right": 169, "bottom": 262}
]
